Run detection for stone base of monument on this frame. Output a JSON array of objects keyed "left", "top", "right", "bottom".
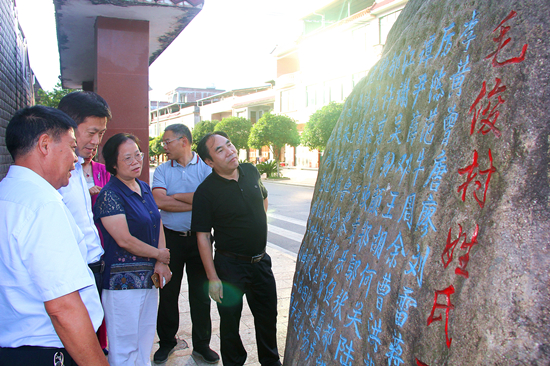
[{"left": 284, "top": 0, "right": 550, "bottom": 364}]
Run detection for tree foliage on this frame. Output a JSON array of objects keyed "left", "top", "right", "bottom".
[
  {"left": 191, "top": 120, "right": 217, "bottom": 150},
  {"left": 214, "top": 117, "right": 252, "bottom": 151},
  {"left": 149, "top": 135, "right": 164, "bottom": 160},
  {"left": 35, "top": 82, "right": 78, "bottom": 108},
  {"left": 301, "top": 101, "right": 345, "bottom": 151},
  {"left": 248, "top": 112, "right": 300, "bottom": 160}
]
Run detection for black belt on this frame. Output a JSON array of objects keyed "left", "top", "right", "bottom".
[
  {"left": 88, "top": 260, "right": 105, "bottom": 274},
  {"left": 165, "top": 227, "right": 194, "bottom": 237},
  {"left": 0, "top": 346, "right": 75, "bottom": 365},
  {"left": 216, "top": 250, "right": 265, "bottom": 263}
]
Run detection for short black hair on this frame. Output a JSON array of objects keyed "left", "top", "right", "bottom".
[
  {"left": 57, "top": 91, "right": 112, "bottom": 125},
  {"left": 196, "top": 133, "right": 214, "bottom": 162},
  {"left": 196, "top": 131, "right": 230, "bottom": 163},
  {"left": 102, "top": 133, "right": 141, "bottom": 175},
  {"left": 165, "top": 123, "right": 192, "bottom": 144},
  {"left": 212, "top": 130, "right": 228, "bottom": 139},
  {"left": 6, "top": 106, "right": 78, "bottom": 160}
]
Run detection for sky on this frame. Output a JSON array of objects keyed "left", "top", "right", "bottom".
[{"left": 15, "top": 0, "right": 321, "bottom": 100}]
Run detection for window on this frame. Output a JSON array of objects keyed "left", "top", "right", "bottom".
[
  {"left": 280, "top": 88, "right": 296, "bottom": 112},
  {"left": 324, "top": 78, "right": 345, "bottom": 103},
  {"left": 250, "top": 111, "right": 257, "bottom": 124},
  {"left": 380, "top": 11, "right": 402, "bottom": 45},
  {"left": 306, "top": 85, "right": 317, "bottom": 107}
]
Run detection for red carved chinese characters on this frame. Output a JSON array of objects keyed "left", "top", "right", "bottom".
[
  {"left": 485, "top": 10, "right": 528, "bottom": 68},
  {"left": 416, "top": 358, "right": 430, "bottom": 366},
  {"left": 455, "top": 224, "right": 479, "bottom": 278},
  {"left": 469, "top": 78, "right": 506, "bottom": 137},
  {"left": 441, "top": 224, "right": 464, "bottom": 268},
  {"left": 420, "top": 10, "right": 528, "bottom": 361},
  {"left": 442, "top": 224, "right": 479, "bottom": 278},
  {"left": 457, "top": 149, "right": 496, "bottom": 208},
  {"left": 422, "top": 9, "right": 528, "bottom": 361},
  {"left": 427, "top": 285, "right": 455, "bottom": 348}
]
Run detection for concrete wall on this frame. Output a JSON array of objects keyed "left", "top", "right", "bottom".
[{"left": 0, "top": 0, "right": 35, "bottom": 180}]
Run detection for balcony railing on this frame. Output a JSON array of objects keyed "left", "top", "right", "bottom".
[
  {"left": 120, "top": 0, "right": 203, "bottom": 8},
  {"left": 276, "top": 72, "right": 300, "bottom": 88}
]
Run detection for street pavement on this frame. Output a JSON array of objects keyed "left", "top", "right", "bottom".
[{"left": 149, "top": 167, "right": 318, "bottom": 365}]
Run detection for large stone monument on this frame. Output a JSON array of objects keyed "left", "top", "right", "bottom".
[{"left": 284, "top": 0, "right": 550, "bottom": 364}]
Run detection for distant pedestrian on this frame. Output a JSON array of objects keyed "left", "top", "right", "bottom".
[
  {"left": 152, "top": 124, "right": 218, "bottom": 364},
  {"left": 192, "top": 132, "right": 282, "bottom": 366}
]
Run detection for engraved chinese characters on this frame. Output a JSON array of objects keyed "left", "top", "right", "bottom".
[{"left": 285, "top": 0, "right": 550, "bottom": 365}]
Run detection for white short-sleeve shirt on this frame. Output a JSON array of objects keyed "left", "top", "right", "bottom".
[
  {"left": 0, "top": 166, "right": 103, "bottom": 348},
  {"left": 58, "top": 157, "right": 104, "bottom": 263}
]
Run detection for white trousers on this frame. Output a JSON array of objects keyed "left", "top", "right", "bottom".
[{"left": 102, "top": 289, "right": 158, "bottom": 366}]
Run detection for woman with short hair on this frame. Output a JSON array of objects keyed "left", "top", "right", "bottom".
[{"left": 94, "top": 133, "right": 172, "bottom": 365}]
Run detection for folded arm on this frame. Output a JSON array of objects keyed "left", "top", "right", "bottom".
[
  {"left": 101, "top": 214, "right": 170, "bottom": 264},
  {"left": 152, "top": 188, "right": 192, "bottom": 212}
]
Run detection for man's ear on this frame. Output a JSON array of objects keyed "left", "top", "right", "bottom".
[
  {"left": 204, "top": 158, "right": 214, "bottom": 168},
  {"left": 36, "top": 133, "right": 52, "bottom": 157}
]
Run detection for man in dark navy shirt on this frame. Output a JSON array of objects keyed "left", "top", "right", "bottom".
[{"left": 191, "top": 133, "right": 281, "bottom": 366}]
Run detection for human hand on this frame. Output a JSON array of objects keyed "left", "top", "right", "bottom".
[
  {"left": 89, "top": 185, "right": 101, "bottom": 196},
  {"left": 157, "top": 248, "right": 170, "bottom": 264},
  {"left": 154, "top": 262, "right": 172, "bottom": 289},
  {"left": 209, "top": 279, "right": 223, "bottom": 304}
]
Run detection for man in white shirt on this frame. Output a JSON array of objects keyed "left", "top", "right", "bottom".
[
  {"left": 0, "top": 106, "right": 107, "bottom": 365},
  {"left": 57, "top": 92, "right": 112, "bottom": 291}
]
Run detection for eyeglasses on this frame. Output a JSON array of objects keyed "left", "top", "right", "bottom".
[
  {"left": 162, "top": 136, "right": 183, "bottom": 147},
  {"left": 121, "top": 152, "right": 144, "bottom": 165}
]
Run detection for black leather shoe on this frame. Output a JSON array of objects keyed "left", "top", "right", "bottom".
[
  {"left": 153, "top": 345, "right": 175, "bottom": 364},
  {"left": 192, "top": 348, "right": 220, "bottom": 364}
]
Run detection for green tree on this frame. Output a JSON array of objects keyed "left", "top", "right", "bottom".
[
  {"left": 215, "top": 116, "right": 252, "bottom": 152},
  {"left": 248, "top": 112, "right": 300, "bottom": 176},
  {"left": 301, "top": 101, "right": 344, "bottom": 151},
  {"left": 149, "top": 135, "right": 164, "bottom": 162},
  {"left": 191, "top": 120, "right": 217, "bottom": 150},
  {"left": 35, "top": 82, "right": 79, "bottom": 108}
]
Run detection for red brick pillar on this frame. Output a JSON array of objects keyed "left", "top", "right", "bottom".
[{"left": 95, "top": 17, "right": 150, "bottom": 183}]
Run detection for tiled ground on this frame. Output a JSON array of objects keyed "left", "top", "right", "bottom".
[{"left": 151, "top": 246, "right": 297, "bottom": 365}]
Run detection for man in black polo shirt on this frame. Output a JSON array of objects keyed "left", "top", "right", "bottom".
[{"left": 191, "top": 133, "right": 281, "bottom": 366}]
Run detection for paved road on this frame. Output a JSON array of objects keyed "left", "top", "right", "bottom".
[
  {"left": 150, "top": 167, "right": 314, "bottom": 257},
  {"left": 264, "top": 182, "right": 314, "bottom": 257}
]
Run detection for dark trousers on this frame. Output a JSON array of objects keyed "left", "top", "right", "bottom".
[
  {"left": 157, "top": 228, "right": 212, "bottom": 350},
  {"left": 0, "top": 346, "right": 77, "bottom": 366},
  {"left": 214, "top": 253, "right": 281, "bottom": 366}
]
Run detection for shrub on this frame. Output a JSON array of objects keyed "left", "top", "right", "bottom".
[{"left": 256, "top": 161, "right": 278, "bottom": 178}]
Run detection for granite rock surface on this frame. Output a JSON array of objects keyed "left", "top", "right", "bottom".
[{"left": 285, "top": 0, "right": 550, "bottom": 364}]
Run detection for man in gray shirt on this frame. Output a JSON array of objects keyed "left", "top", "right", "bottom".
[{"left": 152, "top": 124, "right": 218, "bottom": 364}]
